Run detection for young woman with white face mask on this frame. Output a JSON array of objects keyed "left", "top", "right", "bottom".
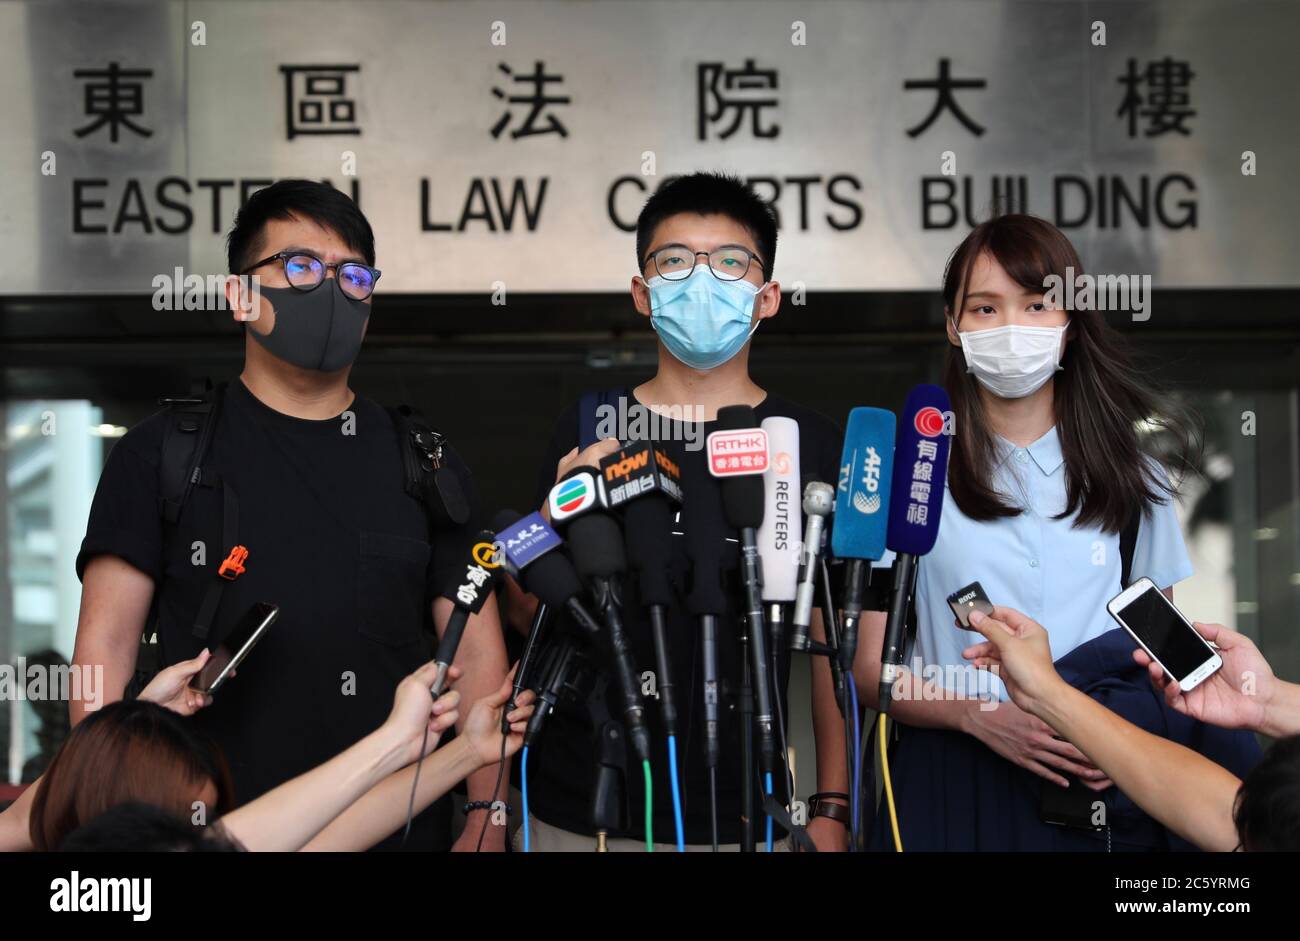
[{"left": 853, "top": 214, "right": 1207, "bottom": 851}]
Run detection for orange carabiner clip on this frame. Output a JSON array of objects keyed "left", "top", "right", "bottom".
[{"left": 218, "top": 545, "right": 249, "bottom": 580}]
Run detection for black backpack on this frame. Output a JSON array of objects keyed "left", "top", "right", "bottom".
[{"left": 128, "top": 378, "right": 468, "bottom": 695}]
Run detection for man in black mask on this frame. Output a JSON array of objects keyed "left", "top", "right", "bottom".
[{"left": 69, "top": 180, "right": 512, "bottom": 851}]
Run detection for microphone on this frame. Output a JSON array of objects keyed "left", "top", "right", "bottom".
[
  {"left": 710, "top": 406, "right": 777, "bottom": 781},
  {"left": 791, "top": 479, "right": 834, "bottom": 652},
  {"left": 493, "top": 509, "right": 601, "bottom": 638},
  {"left": 551, "top": 467, "right": 652, "bottom": 766},
  {"left": 831, "top": 407, "right": 897, "bottom": 674},
  {"left": 431, "top": 528, "right": 503, "bottom": 698},
  {"left": 758, "top": 417, "right": 801, "bottom": 656},
  {"left": 683, "top": 457, "right": 728, "bottom": 787},
  {"left": 603, "top": 440, "right": 684, "bottom": 736},
  {"left": 879, "top": 385, "right": 951, "bottom": 712}
]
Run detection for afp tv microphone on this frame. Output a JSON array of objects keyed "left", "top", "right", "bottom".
[
  {"left": 831, "top": 407, "right": 896, "bottom": 674},
  {"left": 879, "top": 384, "right": 951, "bottom": 713}
]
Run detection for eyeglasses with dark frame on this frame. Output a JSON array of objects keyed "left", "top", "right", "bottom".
[
  {"left": 643, "top": 243, "right": 766, "bottom": 282},
  {"left": 242, "top": 250, "right": 382, "bottom": 301}
]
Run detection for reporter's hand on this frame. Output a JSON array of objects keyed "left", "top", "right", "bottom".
[
  {"left": 139, "top": 649, "right": 214, "bottom": 715},
  {"left": 384, "top": 662, "right": 462, "bottom": 766},
  {"left": 960, "top": 607, "right": 1110, "bottom": 789},
  {"left": 1133, "top": 621, "right": 1274, "bottom": 732},
  {"left": 555, "top": 440, "right": 621, "bottom": 487},
  {"left": 463, "top": 670, "right": 536, "bottom": 767},
  {"left": 960, "top": 607, "right": 1060, "bottom": 710},
  {"left": 964, "top": 698, "right": 1111, "bottom": 789}
]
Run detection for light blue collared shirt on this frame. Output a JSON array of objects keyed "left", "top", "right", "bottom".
[{"left": 906, "top": 425, "right": 1193, "bottom": 701}]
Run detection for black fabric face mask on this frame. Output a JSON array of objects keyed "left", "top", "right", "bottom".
[{"left": 250, "top": 280, "right": 370, "bottom": 372}]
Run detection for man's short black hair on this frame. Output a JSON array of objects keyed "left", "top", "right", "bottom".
[
  {"left": 635, "top": 172, "right": 777, "bottom": 281},
  {"left": 226, "top": 179, "right": 375, "bottom": 274},
  {"left": 59, "top": 801, "right": 243, "bottom": 853},
  {"left": 1235, "top": 735, "right": 1300, "bottom": 851}
]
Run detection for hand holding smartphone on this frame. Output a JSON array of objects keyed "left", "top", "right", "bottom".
[
  {"left": 193, "top": 601, "right": 279, "bottom": 695},
  {"left": 1107, "top": 577, "right": 1222, "bottom": 692}
]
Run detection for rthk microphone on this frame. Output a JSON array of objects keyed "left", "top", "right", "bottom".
[
  {"left": 879, "top": 385, "right": 951, "bottom": 712},
  {"left": 432, "top": 529, "right": 503, "bottom": 698},
  {"left": 831, "top": 407, "right": 896, "bottom": 674},
  {"left": 758, "top": 417, "right": 801, "bottom": 654},
  {"left": 710, "top": 406, "right": 778, "bottom": 779}
]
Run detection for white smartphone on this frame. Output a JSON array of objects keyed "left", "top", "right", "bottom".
[
  {"left": 194, "top": 601, "right": 279, "bottom": 695},
  {"left": 1106, "top": 577, "right": 1221, "bottom": 692}
]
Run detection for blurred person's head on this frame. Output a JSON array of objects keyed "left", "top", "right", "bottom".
[
  {"left": 224, "top": 178, "right": 379, "bottom": 377},
  {"left": 1234, "top": 735, "right": 1300, "bottom": 851},
  {"left": 59, "top": 801, "right": 242, "bottom": 852},
  {"left": 631, "top": 172, "right": 781, "bottom": 373},
  {"left": 29, "top": 699, "right": 234, "bottom": 851}
]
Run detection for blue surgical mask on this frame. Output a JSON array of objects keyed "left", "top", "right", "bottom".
[{"left": 645, "top": 264, "right": 765, "bottom": 370}]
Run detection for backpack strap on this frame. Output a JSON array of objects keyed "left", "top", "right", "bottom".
[
  {"left": 388, "top": 405, "right": 470, "bottom": 530},
  {"left": 578, "top": 387, "right": 629, "bottom": 449},
  {"left": 1119, "top": 510, "right": 1141, "bottom": 590},
  {"left": 157, "top": 378, "right": 226, "bottom": 525},
  {"left": 154, "top": 379, "right": 241, "bottom": 642}
]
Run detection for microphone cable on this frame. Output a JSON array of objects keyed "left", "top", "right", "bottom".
[
  {"left": 520, "top": 745, "right": 531, "bottom": 852},
  {"left": 848, "top": 680, "right": 862, "bottom": 847},
  {"left": 642, "top": 759, "right": 654, "bottom": 852},
  {"left": 475, "top": 693, "right": 513, "bottom": 852},
  {"left": 667, "top": 735, "right": 685, "bottom": 852},
  {"left": 878, "top": 713, "right": 902, "bottom": 851}
]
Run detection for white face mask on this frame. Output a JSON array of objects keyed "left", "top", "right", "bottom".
[{"left": 957, "top": 322, "right": 1069, "bottom": 399}]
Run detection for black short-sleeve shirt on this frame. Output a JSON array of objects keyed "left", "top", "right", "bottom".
[
  {"left": 526, "top": 387, "right": 843, "bottom": 845},
  {"left": 77, "top": 379, "right": 478, "bottom": 850}
]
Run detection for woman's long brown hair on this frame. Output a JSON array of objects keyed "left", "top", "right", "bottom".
[
  {"left": 942, "top": 214, "right": 1198, "bottom": 534},
  {"left": 28, "top": 699, "right": 234, "bottom": 851}
]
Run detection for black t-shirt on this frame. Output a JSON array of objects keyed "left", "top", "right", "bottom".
[
  {"left": 77, "top": 379, "right": 478, "bottom": 851},
  {"left": 527, "top": 388, "right": 842, "bottom": 845}
]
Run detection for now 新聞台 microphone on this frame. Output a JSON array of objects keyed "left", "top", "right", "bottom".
[
  {"left": 879, "top": 385, "right": 951, "bottom": 712},
  {"left": 601, "top": 440, "right": 684, "bottom": 737},
  {"left": 831, "top": 407, "right": 896, "bottom": 675}
]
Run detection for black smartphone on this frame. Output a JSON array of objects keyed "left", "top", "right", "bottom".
[
  {"left": 194, "top": 602, "right": 279, "bottom": 695},
  {"left": 947, "top": 581, "right": 993, "bottom": 628}
]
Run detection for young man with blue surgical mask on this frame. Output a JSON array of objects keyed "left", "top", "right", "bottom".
[{"left": 513, "top": 172, "right": 851, "bottom": 851}]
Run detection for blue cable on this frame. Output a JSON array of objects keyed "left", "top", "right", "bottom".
[
  {"left": 849, "top": 681, "right": 861, "bottom": 850},
  {"left": 521, "top": 745, "right": 531, "bottom": 853},
  {"left": 667, "top": 735, "right": 686, "bottom": 852},
  {"left": 765, "top": 771, "right": 774, "bottom": 852}
]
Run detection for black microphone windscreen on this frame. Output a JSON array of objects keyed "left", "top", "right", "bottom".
[
  {"left": 567, "top": 513, "right": 626, "bottom": 580},
  {"left": 491, "top": 509, "right": 521, "bottom": 533},
  {"left": 683, "top": 471, "right": 728, "bottom": 615},
  {"left": 714, "top": 405, "right": 764, "bottom": 529},
  {"left": 521, "top": 552, "right": 584, "bottom": 608},
  {"left": 623, "top": 493, "right": 675, "bottom": 606}
]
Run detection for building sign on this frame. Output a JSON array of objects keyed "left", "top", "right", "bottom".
[{"left": 1, "top": 0, "right": 1296, "bottom": 295}]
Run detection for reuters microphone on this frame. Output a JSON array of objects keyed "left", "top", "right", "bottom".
[
  {"left": 758, "top": 417, "right": 801, "bottom": 654},
  {"left": 879, "top": 385, "right": 951, "bottom": 713},
  {"left": 831, "top": 407, "right": 896, "bottom": 674}
]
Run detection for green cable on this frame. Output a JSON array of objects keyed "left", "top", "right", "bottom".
[{"left": 642, "top": 759, "right": 653, "bottom": 852}]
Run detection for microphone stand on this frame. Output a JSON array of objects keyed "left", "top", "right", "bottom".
[{"left": 738, "top": 617, "right": 755, "bottom": 852}]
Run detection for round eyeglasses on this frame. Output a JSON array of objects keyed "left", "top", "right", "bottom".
[
  {"left": 644, "top": 243, "right": 764, "bottom": 282},
  {"left": 242, "top": 251, "right": 382, "bottom": 301}
]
